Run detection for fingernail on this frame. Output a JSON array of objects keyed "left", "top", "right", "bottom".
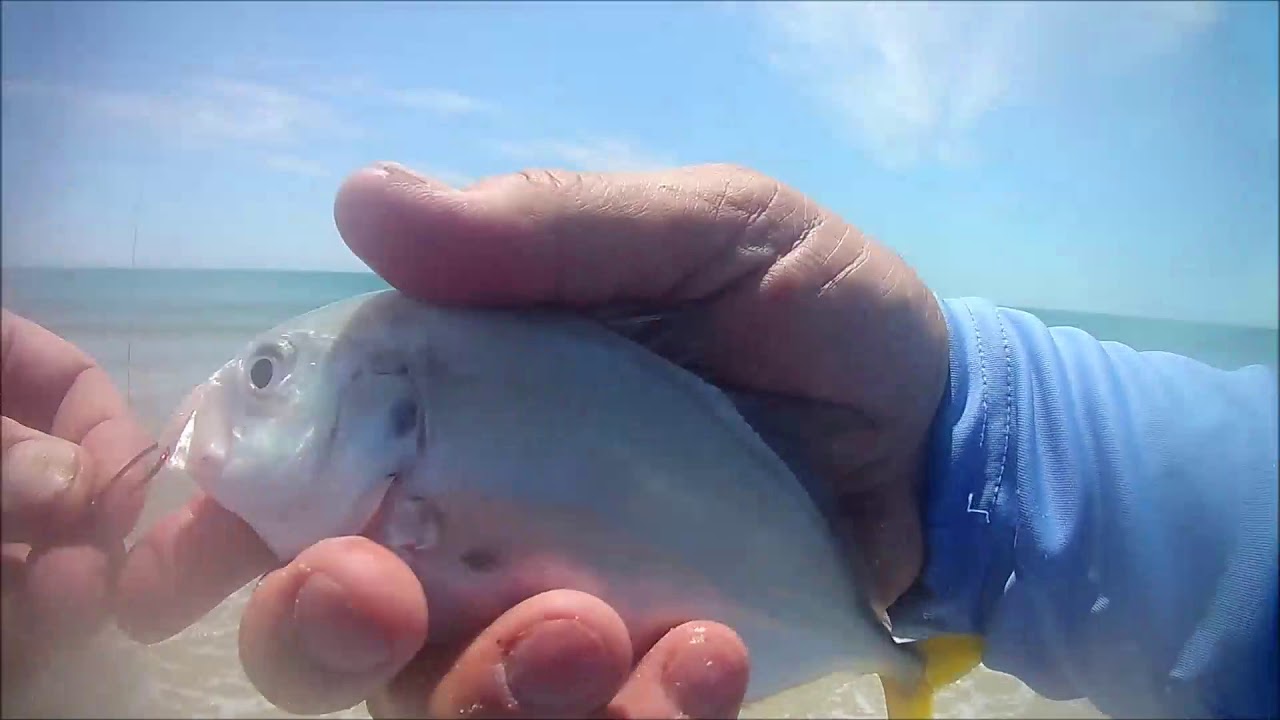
[
  {"left": 2, "top": 438, "right": 80, "bottom": 511},
  {"left": 294, "top": 572, "right": 391, "bottom": 674},
  {"left": 503, "top": 619, "right": 616, "bottom": 714},
  {"left": 662, "top": 629, "right": 747, "bottom": 719}
]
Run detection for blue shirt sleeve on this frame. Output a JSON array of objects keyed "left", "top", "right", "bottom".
[{"left": 887, "top": 298, "right": 1278, "bottom": 720}]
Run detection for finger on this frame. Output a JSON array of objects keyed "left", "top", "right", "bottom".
[
  {"left": 1, "top": 310, "right": 103, "bottom": 431},
  {"left": 333, "top": 162, "right": 799, "bottom": 309},
  {"left": 0, "top": 311, "right": 154, "bottom": 541},
  {"left": 833, "top": 459, "right": 926, "bottom": 614},
  {"left": 17, "top": 543, "right": 117, "bottom": 648},
  {"left": 2, "top": 541, "right": 119, "bottom": 690},
  {"left": 0, "top": 574, "right": 48, "bottom": 691},
  {"left": 391, "top": 589, "right": 632, "bottom": 719},
  {"left": 115, "top": 493, "right": 277, "bottom": 643},
  {"left": 332, "top": 163, "right": 947, "bottom": 423},
  {"left": 238, "top": 536, "right": 427, "bottom": 715},
  {"left": 1, "top": 417, "right": 95, "bottom": 544},
  {"left": 367, "top": 643, "right": 461, "bottom": 719},
  {"left": 1, "top": 542, "right": 30, "bottom": 588},
  {"left": 608, "top": 621, "right": 750, "bottom": 720}
]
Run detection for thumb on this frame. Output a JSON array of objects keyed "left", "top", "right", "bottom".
[
  {"left": 333, "top": 162, "right": 802, "bottom": 309},
  {"left": 1, "top": 416, "right": 96, "bottom": 545}
]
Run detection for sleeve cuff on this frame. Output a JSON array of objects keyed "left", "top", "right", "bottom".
[{"left": 887, "top": 297, "right": 1020, "bottom": 639}]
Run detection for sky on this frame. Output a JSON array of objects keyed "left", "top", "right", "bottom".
[{"left": 1, "top": 1, "right": 1277, "bottom": 327}]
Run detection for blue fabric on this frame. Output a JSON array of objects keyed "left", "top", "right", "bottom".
[{"left": 888, "top": 298, "right": 1278, "bottom": 719}]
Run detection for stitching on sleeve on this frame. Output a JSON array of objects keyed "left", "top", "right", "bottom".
[
  {"left": 992, "top": 308, "right": 1014, "bottom": 498},
  {"left": 963, "top": 301, "right": 988, "bottom": 455}
]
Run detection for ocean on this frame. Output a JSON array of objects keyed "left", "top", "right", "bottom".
[{"left": 2, "top": 267, "right": 1275, "bottom": 719}]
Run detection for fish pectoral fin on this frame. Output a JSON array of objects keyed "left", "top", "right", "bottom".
[
  {"left": 918, "top": 633, "right": 985, "bottom": 688},
  {"left": 880, "top": 674, "right": 934, "bottom": 720},
  {"left": 879, "top": 634, "right": 985, "bottom": 720}
]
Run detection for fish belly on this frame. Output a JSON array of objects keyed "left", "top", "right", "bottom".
[{"left": 344, "top": 293, "right": 911, "bottom": 701}]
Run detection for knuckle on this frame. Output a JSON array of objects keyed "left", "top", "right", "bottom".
[
  {"left": 723, "top": 174, "right": 798, "bottom": 255},
  {"left": 513, "top": 168, "right": 584, "bottom": 192},
  {"left": 692, "top": 164, "right": 784, "bottom": 227},
  {"left": 699, "top": 162, "right": 765, "bottom": 183}
]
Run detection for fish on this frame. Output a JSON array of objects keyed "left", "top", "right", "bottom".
[{"left": 153, "top": 289, "right": 982, "bottom": 718}]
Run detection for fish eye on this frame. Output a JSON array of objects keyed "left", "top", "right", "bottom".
[
  {"left": 246, "top": 340, "right": 294, "bottom": 392},
  {"left": 250, "top": 357, "right": 274, "bottom": 390}
]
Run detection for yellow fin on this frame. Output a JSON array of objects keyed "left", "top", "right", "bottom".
[{"left": 879, "top": 634, "right": 985, "bottom": 720}]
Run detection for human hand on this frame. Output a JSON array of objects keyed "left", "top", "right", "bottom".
[
  {"left": 335, "top": 162, "right": 949, "bottom": 612},
  {"left": 113, "top": 160, "right": 948, "bottom": 718},
  {"left": 118, "top": 528, "right": 748, "bottom": 718},
  {"left": 1, "top": 310, "right": 155, "bottom": 687}
]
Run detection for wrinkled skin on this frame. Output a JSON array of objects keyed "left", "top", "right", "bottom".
[{"left": 40, "top": 162, "right": 948, "bottom": 719}]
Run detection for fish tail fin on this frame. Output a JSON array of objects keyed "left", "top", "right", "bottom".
[{"left": 879, "top": 634, "right": 985, "bottom": 720}]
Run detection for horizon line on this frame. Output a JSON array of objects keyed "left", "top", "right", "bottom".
[{"left": 4, "top": 263, "right": 1277, "bottom": 332}]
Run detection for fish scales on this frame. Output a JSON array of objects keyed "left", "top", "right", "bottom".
[{"left": 160, "top": 289, "right": 928, "bottom": 708}]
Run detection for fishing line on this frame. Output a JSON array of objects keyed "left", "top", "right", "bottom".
[
  {"left": 127, "top": 171, "right": 141, "bottom": 410},
  {"left": 97, "top": 172, "right": 169, "bottom": 507}
]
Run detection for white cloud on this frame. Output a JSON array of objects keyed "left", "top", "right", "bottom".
[
  {"left": 382, "top": 88, "right": 492, "bottom": 116},
  {"left": 307, "top": 75, "right": 493, "bottom": 117},
  {"left": 262, "top": 153, "right": 331, "bottom": 179},
  {"left": 2, "top": 76, "right": 357, "bottom": 147},
  {"left": 758, "top": 0, "right": 1220, "bottom": 169},
  {"left": 497, "top": 138, "right": 675, "bottom": 172}
]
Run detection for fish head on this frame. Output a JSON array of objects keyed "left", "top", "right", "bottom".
[{"left": 161, "top": 307, "right": 421, "bottom": 559}]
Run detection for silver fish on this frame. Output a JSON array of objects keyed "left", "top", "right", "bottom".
[{"left": 158, "top": 289, "right": 979, "bottom": 716}]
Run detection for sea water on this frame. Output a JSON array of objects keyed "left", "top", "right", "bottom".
[{"left": 2, "top": 267, "right": 1275, "bottom": 719}]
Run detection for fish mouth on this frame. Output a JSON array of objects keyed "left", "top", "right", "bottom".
[{"left": 109, "top": 384, "right": 213, "bottom": 498}]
